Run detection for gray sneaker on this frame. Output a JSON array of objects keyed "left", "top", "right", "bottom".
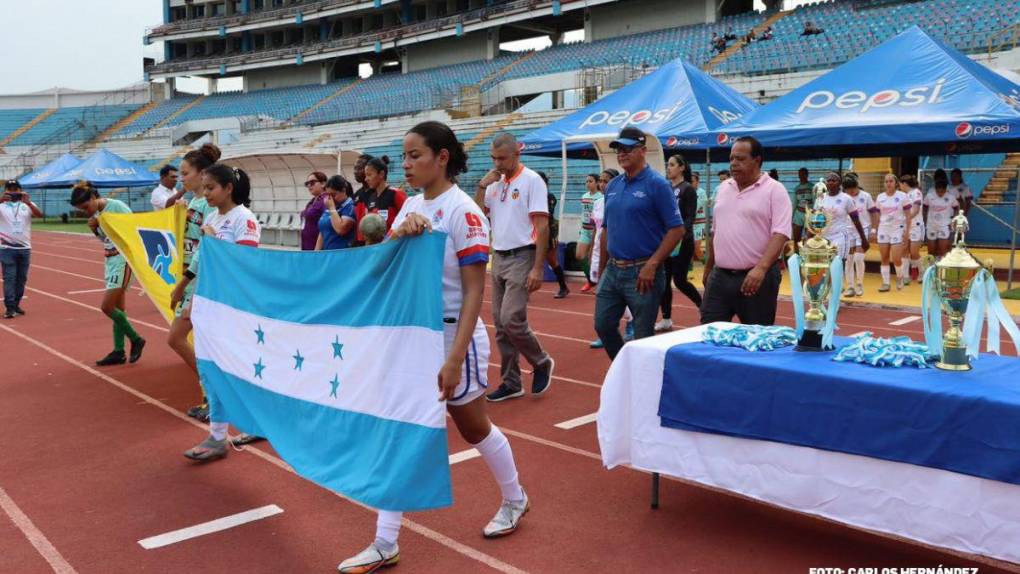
[
  {"left": 184, "top": 436, "right": 228, "bottom": 461},
  {"left": 482, "top": 489, "right": 530, "bottom": 538}
]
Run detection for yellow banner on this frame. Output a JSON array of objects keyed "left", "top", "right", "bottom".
[{"left": 99, "top": 204, "right": 187, "bottom": 325}]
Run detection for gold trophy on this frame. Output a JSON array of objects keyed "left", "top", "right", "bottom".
[
  {"left": 933, "top": 214, "right": 982, "bottom": 371},
  {"left": 796, "top": 181, "right": 838, "bottom": 351}
]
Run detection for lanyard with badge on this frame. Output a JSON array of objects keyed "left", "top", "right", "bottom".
[{"left": 7, "top": 203, "right": 26, "bottom": 235}]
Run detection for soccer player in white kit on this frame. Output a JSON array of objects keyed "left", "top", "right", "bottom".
[
  {"left": 923, "top": 179, "right": 960, "bottom": 257},
  {"left": 947, "top": 168, "right": 973, "bottom": 214},
  {"left": 899, "top": 174, "right": 924, "bottom": 284},
  {"left": 817, "top": 172, "right": 868, "bottom": 295},
  {"left": 842, "top": 176, "right": 876, "bottom": 297},
  {"left": 873, "top": 174, "right": 912, "bottom": 291},
  {"left": 337, "top": 121, "right": 528, "bottom": 574}
]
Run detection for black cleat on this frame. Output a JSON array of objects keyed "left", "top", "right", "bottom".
[
  {"left": 96, "top": 350, "right": 127, "bottom": 366},
  {"left": 129, "top": 337, "right": 146, "bottom": 364}
]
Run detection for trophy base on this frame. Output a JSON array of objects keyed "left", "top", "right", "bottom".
[
  {"left": 936, "top": 346, "right": 971, "bottom": 371},
  {"left": 795, "top": 330, "right": 829, "bottom": 352}
]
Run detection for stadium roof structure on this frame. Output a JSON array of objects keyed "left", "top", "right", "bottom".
[
  {"left": 518, "top": 58, "right": 758, "bottom": 162},
  {"left": 18, "top": 153, "right": 82, "bottom": 189},
  {"left": 46, "top": 149, "right": 160, "bottom": 188},
  {"left": 709, "top": 26, "right": 1020, "bottom": 159}
]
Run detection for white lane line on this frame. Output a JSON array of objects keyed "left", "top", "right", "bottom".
[
  {"left": 0, "top": 324, "right": 529, "bottom": 574},
  {"left": 848, "top": 331, "right": 870, "bottom": 337},
  {"left": 889, "top": 316, "right": 922, "bottom": 326},
  {"left": 484, "top": 363, "right": 600, "bottom": 389},
  {"left": 448, "top": 448, "right": 481, "bottom": 465},
  {"left": 482, "top": 323, "right": 590, "bottom": 344},
  {"left": 29, "top": 250, "right": 103, "bottom": 266},
  {"left": 0, "top": 485, "right": 78, "bottom": 574},
  {"left": 25, "top": 287, "right": 168, "bottom": 333},
  {"left": 66, "top": 288, "right": 109, "bottom": 295},
  {"left": 554, "top": 413, "right": 598, "bottom": 430},
  {"left": 138, "top": 505, "right": 284, "bottom": 549},
  {"left": 31, "top": 264, "right": 144, "bottom": 292}
]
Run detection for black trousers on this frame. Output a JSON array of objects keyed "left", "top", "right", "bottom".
[
  {"left": 699, "top": 262, "right": 781, "bottom": 326},
  {"left": 660, "top": 237, "right": 703, "bottom": 319}
]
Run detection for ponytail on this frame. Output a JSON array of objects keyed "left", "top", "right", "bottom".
[{"left": 205, "top": 163, "right": 252, "bottom": 207}]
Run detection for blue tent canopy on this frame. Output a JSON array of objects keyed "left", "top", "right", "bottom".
[
  {"left": 712, "top": 26, "right": 1020, "bottom": 159},
  {"left": 48, "top": 149, "right": 160, "bottom": 188},
  {"left": 18, "top": 153, "right": 83, "bottom": 189},
  {"left": 519, "top": 59, "right": 758, "bottom": 160}
]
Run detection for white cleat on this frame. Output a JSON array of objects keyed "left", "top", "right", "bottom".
[
  {"left": 337, "top": 543, "right": 400, "bottom": 574},
  {"left": 483, "top": 489, "right": 530, "bottom": 538},
  {"left": 654, "top": 318, "right": 673, "bottom": 332}
]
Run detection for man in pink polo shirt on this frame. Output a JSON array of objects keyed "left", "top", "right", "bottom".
[{"left": 701, "top": 136, "right": 792, "bottom": 326}]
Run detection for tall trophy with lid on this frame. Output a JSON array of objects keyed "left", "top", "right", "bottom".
[
  {"left": 932, "top": 214, "right": 983, "bottom": 371},
  {"left": 795, "top": 180, "right": 839, "bottom": 351}
]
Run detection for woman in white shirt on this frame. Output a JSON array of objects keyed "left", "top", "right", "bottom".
[
  {"left": 923, "top": 179, "right": 960, "bottom": 257},
  {"left": 899, "top": 174, "right": 924, "bottom": 284},
  {"left": 842, "top": 176, "right": 876, "bottom": 297},
  {"left": 873, "top": 174, "right": 911, "bottom": 291}
]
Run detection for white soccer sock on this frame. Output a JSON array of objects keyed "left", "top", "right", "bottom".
[
  {"left": 474, "top": 425, "right": 524, "bottom": 502},
  {"left": 209, "top": 422, "right": 229, "bottom": 441},
  {"left": 901, "top": 256, "right": 911, "bottom": 276},
  {"left": 880, "top": 265, "right": 890, "bottom": 284},
  {"left": 375, "top": 510, "right": 402, "bottom": 547},
  {"left": 895, "top": 264, "right": 906, "bottom": 280},
  {"left": 854, "top": 252, "right": 866, "bottom": 285},
  {"left": 843, "top": 258, "right": 855, "bottom": 287},
  {"left": 911, "top": 258, "right": 921, "bottom": 272}
]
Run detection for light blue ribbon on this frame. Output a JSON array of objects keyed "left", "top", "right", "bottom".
[
  {"left": 833, "top": 332, "right": 931, "bottom": 368},
  {"left": 961, "top": 268, "right": 1020, "bottom": 360},
  {"left": 921, "top": 265, "right": 943, "bottom": 358},
  {"left": 820, "top": 257, "right": 842, "bottom": 350},
  {"left": 787, "top": 253, "right": 805, "bottom": 338},
  {"left": 704, "top": 325, "right": 798, "bottom": 352}
]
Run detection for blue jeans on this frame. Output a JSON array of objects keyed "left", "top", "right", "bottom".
[
  {"left": 594, "top": 263, "right": 666, "bottom": 360},
  {"left": 0, "top": 248, "right": 30, "bottom": 312}
]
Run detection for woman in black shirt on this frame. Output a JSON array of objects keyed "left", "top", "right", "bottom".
[{"left": 656, "top": 154, "right": 703, "bottom": 331}]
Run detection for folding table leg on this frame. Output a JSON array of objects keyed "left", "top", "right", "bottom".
[{"left": 651, "top": 472, "right": 660, "bottom": 509}]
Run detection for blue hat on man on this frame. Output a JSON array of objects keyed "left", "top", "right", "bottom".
[{"left": 608, "top": 126, "right": 647, "bottom": 149}]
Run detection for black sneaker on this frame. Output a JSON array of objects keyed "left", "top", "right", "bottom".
[
  {"left": 531, "top": 358, "right": 555, "bottom": 396},
  {"left": 96, "top": 350, "right": 127, "bottom": 366},
  {"left": 554, "top": 287, "right": 569, "bottom": 299},
  {"left": 486, "top": 384, "right": 524, "bottom": 403},
  {"left": 2, "top": 310, "right": 14, "bottom": 319},
  {"left": 129, "top": 337, "right": 146, "bottom": 364},
  {"left": 13, "top": 307, "right": 25, "bottom": 316},
  {"left": 194, "top": 405, "right": 210, "bottom": 423},
  {"left": 231, "top": 433, "right": 265, "bottom": 447},
  {"left": 186, "top": 402, "right": 208, "bottom": 419}
]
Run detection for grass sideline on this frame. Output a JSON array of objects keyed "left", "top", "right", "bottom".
[
  {"left": 1002, "top": 288, "right": 1020, "bottom": 301},
  {"left": 33, "top": 221, "right": 91, "bottom": 234}
]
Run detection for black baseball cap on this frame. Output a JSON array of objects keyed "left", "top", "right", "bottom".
[
  {"left": 4, "top": 179, "right": 21, "bottom": 190},
  {"left": 609, "top": 127, "right": 647, "bottom": 149}
]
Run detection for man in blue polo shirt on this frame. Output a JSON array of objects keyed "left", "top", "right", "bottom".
[{"left": 595, "top": 127, "right": 685, "bottom": 360}]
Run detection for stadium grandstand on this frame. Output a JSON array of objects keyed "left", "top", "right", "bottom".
[{"left": 1, "top": 0, "right": 1018, "bottom": 246}]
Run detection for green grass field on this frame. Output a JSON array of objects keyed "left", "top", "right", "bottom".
[
  {"left": 32, "top": 220, "right": 92, "bottom": 235},
  {"left": 1002, "top": 288, "right": 1020, "bottom": 301}
]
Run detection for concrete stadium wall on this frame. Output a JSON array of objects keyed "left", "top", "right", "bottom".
[
  {"left": 244, "top": 64, "right": 326, "bottom": 91},
  {"left": 589, "top": 0, "right": 716, "bottom": 41},
  {"left": 0, "top": 84, "right": 151, "bottom": 110},
  {"left": 404, "top": 30, "right": 494, "bottom": 72}
]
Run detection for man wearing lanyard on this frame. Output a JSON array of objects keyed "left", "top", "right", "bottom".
[
  {"left": 700, "top": 136, "right": 792, "bottom": 326},
  {"left": 594, "top": 127, "right": 684, "bottom": 360},
  {"left": 0, "top": 180, "right": 43, "bottom": 319},
  {"left": 475, "top": 132, "right": 555, "bottom": 402}
]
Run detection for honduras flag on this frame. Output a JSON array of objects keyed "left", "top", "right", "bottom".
[{"left": 191, "top": 234, "right": 451, "bottom": 511}]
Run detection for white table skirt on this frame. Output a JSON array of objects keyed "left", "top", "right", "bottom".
[{"left": 597, "top": 323, "right": 1020, "bottom": 565}]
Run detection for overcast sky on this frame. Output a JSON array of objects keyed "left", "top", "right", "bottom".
[{"left": 1, "top": 0, "right": 784, "bottom": 95}]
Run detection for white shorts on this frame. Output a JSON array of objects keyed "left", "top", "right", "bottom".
[
  {"left": 927, "top": 225, "right": 951, "bottom": 241},
  {"left": 824, "top": 231, "right": 852, "bottom": 260},
  {"left": 851, "top": 228, "right": 870, "bottom": 248},
  {"left": 909, "top": 222, "right": 925, "bottom": 243},
  {"left": 877, "top": 223, "right": 904, "bottom": 245},
  {"left": 445, "top": 319, "right": 490, "bottom": 406}
]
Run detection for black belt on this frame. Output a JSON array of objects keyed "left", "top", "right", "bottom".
[
  {"left": 493, "top": 244, "right": 535, "bottom": 257},
  {"left": 715, "top": 261, "right": 779, "bottom": 275}
]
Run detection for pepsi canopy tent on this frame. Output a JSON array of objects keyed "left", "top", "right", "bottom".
[
  {"left": 711, "top": 26, "right": 1020, "bottom": 159},
  {"left": 518, "top": 59, "right": 758, "bottom": 161},
  {"left": 18, "top": 153, "right": 82, "bottom": 189},
  {"left": 48, "top": 149, "right": 160, "bottom": 188}
]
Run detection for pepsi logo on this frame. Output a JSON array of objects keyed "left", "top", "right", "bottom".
[
  {"left": 716, "top": 133, "right": 729, "bottom": 146},
  {"left": 955, "top": 122, "right": 1010, "bottom": 138},
  {"left": 666, "top": 136, "right": 678, "bottom": 147},
  {"left": 955, "top": 122, "right": 973, "bottom": 138},
  {"left": 517, "top": 142, "right": 526, "bottom": 151}
]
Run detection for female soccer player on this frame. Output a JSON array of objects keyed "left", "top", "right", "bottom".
[
  {"left": 316, "top": 175, "right": 357, "bottom": 250},
  {"left": 69, "top": 181, "right": 145, "bottom": 366},
  {"left": 167, "top": 143, "right": 222, "bottom": 422},
  {"left": 873, "top": 174, "right": 912, "bottom": 292},
  {"left": 899, "top": 174, "right": 924, "bottom": 284},
  {"left": 842, "top": 175, "right": 876, "bottom": 297},
  {"left": 657, "top": 154, "right": 701, "bottom": 331},
  {"left": 337, "top": 121, "right": 528, "bottom": 574},
  {"left": 817, "top": 172, "right": 868, "bottom": 295},
  {"left": 923, "top": 178, "right": 960, "bottom": 257},
  {"left": 576, "top": 173, "right": 602, "bottom": 293},
  {"left": 355, "top": 156, "right": 406, "bottom": 242},
  {"left": 178, "top": 163, "right": 262, "bottom": 461}
]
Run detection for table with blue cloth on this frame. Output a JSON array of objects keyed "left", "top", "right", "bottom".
[{"left": 597, "top": 323, "right": 1020, "bottom": 566}]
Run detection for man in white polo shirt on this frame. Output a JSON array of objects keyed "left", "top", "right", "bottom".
[
  {"left": 150, "top": 165, "right": 183, "bottom": 211},
  {"left": 475, "top": 132, "right": 555, "bottom": 402},
  {"left": 1, "top": 180, "right": 43, "bottom": 319}
]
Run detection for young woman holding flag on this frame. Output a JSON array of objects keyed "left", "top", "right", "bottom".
[
  {"left": 337, "top": 121, "right": 528, "bottom": 574},
  {"left": 70, "top": 181, "right": 146, "bottom": 366}
]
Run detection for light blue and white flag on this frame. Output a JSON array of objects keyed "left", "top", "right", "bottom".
[{"left": 192, "top": 234, "right": 451, "bottom": 512}]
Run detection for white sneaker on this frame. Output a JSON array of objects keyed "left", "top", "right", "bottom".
[
  {"left": 483, "top": 489, "right": 530, "bottom": 538},
  {"left": 842, "top": 287, "right": 856, "bottom": 297},
  {"left": 897, "top": 278, "right": 905, "bottom": 291},
  {"left": 654, "top": 318, "right": 673, "bottom": 332},
  {"left": 854, "top": 283, "right": 864, "bottom": 297},
  {"left": 337, "top": 543, "right": 399, "bottom": 574}
]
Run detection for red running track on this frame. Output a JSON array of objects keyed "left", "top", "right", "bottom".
[{"left": 0, "top": 231, "right": 1011, "bottom": 574}]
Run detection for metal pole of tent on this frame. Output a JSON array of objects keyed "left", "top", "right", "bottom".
[
  {"left": 560, "top": 140, "right": 568, "bottom": 221},
  {"left": 705, "top": 148, "right": 712, "bottom": 262},
  {"left": 1009, "top": 165, "right": 1019, "bottom": 291},
  {"left": 651, "top": 472, "right": 660, "bottom": 509}
]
